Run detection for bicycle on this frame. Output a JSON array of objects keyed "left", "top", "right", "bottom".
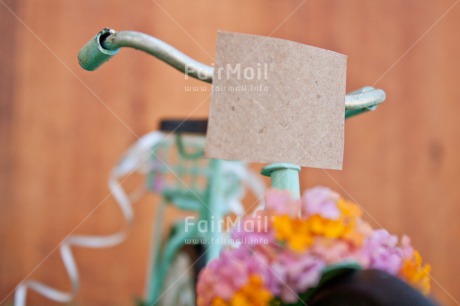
[{"left": 76, "top": 28, "right": 436, "bottom": 306}]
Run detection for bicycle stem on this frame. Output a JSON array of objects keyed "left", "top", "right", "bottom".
[{"left": 261, "top": 163, "right": 301, "bottom": 199}]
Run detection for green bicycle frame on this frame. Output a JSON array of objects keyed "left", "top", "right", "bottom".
[{"left": 78, "top": 28, "right": 386, "bottom": 306}]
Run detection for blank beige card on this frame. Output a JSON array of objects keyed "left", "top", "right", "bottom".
[{"left": 205, "top": 32, "right": 347, "bottom": 170}]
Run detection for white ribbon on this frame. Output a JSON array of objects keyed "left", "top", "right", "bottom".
[{"left": 13, "top": 131, "right": 265, "bottom": 306}]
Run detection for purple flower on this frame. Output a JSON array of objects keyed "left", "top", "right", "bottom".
[
  {"left": 265, "top": 189, "right": 301, "bottom": 216},
  {"left": 311, "top": 238, "right": 351, "bottom": 263},
  {"left": 231, "top": 212, "right": 275, "bottom": 246},
  {"left": 271, "top": 251, "right": 326, "bottom": 303},
  {"left": 197, "top": 247, "right": 274, "bottom": 304},
  {"left": 197, "top": 186, "right": 424, "bottom": 305},
  {"left": 363, "top": 229, "right": 413, "bottom": 275},
  {"left": 302, "top": 187, "right": 341, "bottom": 220}
]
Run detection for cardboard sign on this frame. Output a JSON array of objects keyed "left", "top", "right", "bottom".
[{"left": 205, "top": 32, "right": 347, "bottom": 170}]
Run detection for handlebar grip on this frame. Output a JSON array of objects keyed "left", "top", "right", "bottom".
[{"left": 78, "top": 28, "right": 120, "bottom": 71}]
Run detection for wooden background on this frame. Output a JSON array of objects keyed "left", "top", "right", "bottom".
[{"left": 1, "top": 0, "right": 459, "bottom": 305}]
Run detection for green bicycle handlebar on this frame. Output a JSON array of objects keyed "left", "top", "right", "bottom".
[{"left": 78, "top": 28, "right": 386, "bottom": 112}]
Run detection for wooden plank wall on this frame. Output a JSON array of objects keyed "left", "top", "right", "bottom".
[{"left": 1, "top": 0, "right": 459, "bottom": 305}]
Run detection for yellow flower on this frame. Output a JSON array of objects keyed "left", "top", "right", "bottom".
[
  {"left": 273, "top": 215, "right": 313, "bottom": 252},
  {"left": 338, "top": 199, "right": 362, "bottom": 218},
  {"left": 210, "top": 276, "right": 272, "bottom": 306},
  {"left": 230, "top": 275, "right": 273, "bottom": 306},
  {"left": 272, "top": 199, "right": 365, "bottom": 252},
  {"left": 307, "top": 199, "right": 365, "bottom": 244},
  {"left": 211, "top": 297, "right": 229, "bottom": 306},
  {"left": 400, "top": 250, "right": 431, "bottom": 295},
  {"left": 273, "top": 215, "right": 295, "bottom": 238},
  {"left": 341, "top": 220, "right": 365, "bottom": 246},
  {"left": 308, "top": 215, "right": 345, "bottom": 238}
]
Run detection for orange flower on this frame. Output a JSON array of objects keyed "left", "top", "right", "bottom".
[
  {"left": 308, "top": 199, "right": 365, "bottom": 244},
  {"left": 308, "top": 215, "right": 346, "bottom": 238},
  {"left": 209, "top": 275, "right": 272, "bottom": 306},
  {"left": 211, "top": 297, "right": 229, "bottom": 306},
  {"left": 400, "top": 250, "right": 431, "bottom": 295},
  {"left": 338, "top": 199, "right": 362, "bottom": 219},
  {"left": 234, "top": 275, "right": 273, "bottom": 306},
  {"left": 273, "top": 215, "right": 313, "bottom": 252}
]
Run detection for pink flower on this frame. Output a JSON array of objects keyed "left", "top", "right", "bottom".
[
  {"left": 231, "top": 211, "right": 275, "bottom": 246},
  {"left": 197, "top": 187, "right": 427, "bottom": 305},
  {"left": 265, "top": 189, "right": 301, "bottom": 216},
  {"left": 302, "top": 187, "right": 341, "bottom": 220},
  {"left": 310, "top": 238, "right": 352, "bottom": 263},
  {"left": 400, "top": 235, "right": 415, "bottom": 259},
  {"left": 363, "top": 229, "right": 413, "bottom": 275},
  {"left": 197, "top": 247, "right": 274, "bottom": 305},
  {"left": 271, "top": 251, "right": 325, "bottom": 303}
]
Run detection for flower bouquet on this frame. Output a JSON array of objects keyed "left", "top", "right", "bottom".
[{"left": 196, "top": 187, "right": 431, "bottom": 306}]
